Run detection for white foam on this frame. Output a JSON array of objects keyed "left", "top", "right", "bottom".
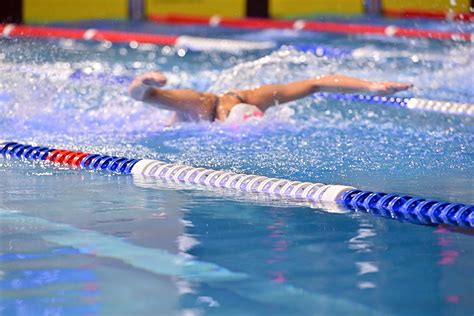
[
  {"left": 175, "top": 35, "right": 276, "bottom": 53},
  {"left": 2, "top": 24, "right": 15, "bottom": 37}
]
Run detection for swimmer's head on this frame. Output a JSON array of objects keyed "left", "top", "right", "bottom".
[{"left": 225, "top": 103, "right": 264, "bottom": 125}]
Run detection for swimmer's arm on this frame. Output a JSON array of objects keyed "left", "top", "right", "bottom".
[
  {"left": 237, "top": 74, "right": 412, "bottom": 111},
  {"left": 128, "top": 71, "right": 218, "bottom": 120},
  {"left": 313, "top": 75, "right": 413, "bottom": 94},
  {"left": 128, "top": 71, "right": 168, "bottom": 101},
  {"left": 144, "top": 88, "right": 217, "bottom": 116}
]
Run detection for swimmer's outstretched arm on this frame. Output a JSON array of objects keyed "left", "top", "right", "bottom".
[
  {"left": 128, "top": 71, "right": 217, "bottom": 120},
  {"left": 237, "top": 74, "right": 413, "bottom": 111}
]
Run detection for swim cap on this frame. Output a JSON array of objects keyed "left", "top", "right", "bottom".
[{"left": 225, "top": 103, "right": 263, "bottom": 124}]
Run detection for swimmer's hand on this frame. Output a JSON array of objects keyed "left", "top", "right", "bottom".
[
  {"left": 128, "top": 71, "right": 167, "bottom": 101},
  {"left": 368, "top": 81, "right": 413, "bottom": 95}
]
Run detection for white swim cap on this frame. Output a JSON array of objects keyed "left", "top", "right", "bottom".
[{"left": 225, "top": 103, "right": 263, "bottom": 124}]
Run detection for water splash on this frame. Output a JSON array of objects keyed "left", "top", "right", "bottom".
[{"left": 0, "top": 39, "right": 472, "bottom": 195}]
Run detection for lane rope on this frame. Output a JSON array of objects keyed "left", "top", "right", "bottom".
[
  {"left": 2, "top": 23, "right": 470, "bottom": 66},
  {"left": 1, "top": 141, "right": 472, "bottom": 228},
  {"left": 0, "top": 24, "right": 275, "bottom": 52},
  {"left": 3, "top": 24, "right": 472, "bottom": 58},
  {"left": 313, "top": 93, "right": 474, "bottom": 116},
  {"left": 149, "top": 14, "right": 474, "bottom": 42}
]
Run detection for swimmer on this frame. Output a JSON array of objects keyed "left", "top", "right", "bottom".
[{"left": 128, "top": 71, "right": 412, "bottom": 124}]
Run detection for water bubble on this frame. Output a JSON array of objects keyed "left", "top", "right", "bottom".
[
  {"left": 161, "top": 46, "right": 171, "bottom": 55},
  {"left": 177, "top": 48, "right": 187, "bottom": 57}
]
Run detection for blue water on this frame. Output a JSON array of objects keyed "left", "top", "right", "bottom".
[{"left": 0, "top": 19, "right": 473, "bottom": 316}]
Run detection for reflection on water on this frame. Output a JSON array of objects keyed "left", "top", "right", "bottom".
[
  {"left": 1, "top": 160, "right": 473, "bottom": 315},
  {"left": 349, "top": 219, "right": 379, "bottom": 290},
  {"left": 434, "top": 226, "right": 474, "bottom": 310}
]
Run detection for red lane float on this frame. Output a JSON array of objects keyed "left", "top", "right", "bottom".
[
  {"left": 93, "top": 30, "right": 178, "bottom": 45},
  {"left": 1, "top": 24, "right": 179, "bottom": 45},
  {"left": 383, "top": 10, "right": 474, "bottom": 22},
  {"left": 9, "top": 25, "right": 87, "bottom": 40},
  {"left": 149, "top": 14, "right": 473, "bottom": 42},
  {"left": 46, "top": 149, "right": 90, "bottom": 167}
]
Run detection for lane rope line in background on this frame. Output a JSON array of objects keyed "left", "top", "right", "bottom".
[
  {"left": 2, "top": 23, "right": 468, "bottom": 59},
  {"left": 313, "top": 93, "right": 474, "bottom": 117},
  {"left": 0, "top": 24, "right": 275, "bottom": 52},
  {"left": 292, "top": 44, "right": 470, "bottom": 65},
  {"left": 149, "top": 14, "right": 474, "bottom": 42},
  {"left": 1, "top": 141, "right": 472, "bottom": 228}
]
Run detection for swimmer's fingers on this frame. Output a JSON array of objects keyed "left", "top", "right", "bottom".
[
  {"left": 129, "top": 72, "right": 167, "bottom": 100},
  {"left": 383, "top": 82, "right": 413, "bottom": 92},
  {"left": 137, "top": 71, "right": 167, "bottom": 87},
  {"left": 370, "top": 81, "right": 413, "bottom": 94}
]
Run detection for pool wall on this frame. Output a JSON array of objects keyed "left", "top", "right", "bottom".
[{"left": 2, "top": 0, "right": 472, "bottom": 23}]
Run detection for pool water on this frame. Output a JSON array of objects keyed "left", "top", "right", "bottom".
[{"left": 0, "top": 19, "right": 473, "bottom": 316}]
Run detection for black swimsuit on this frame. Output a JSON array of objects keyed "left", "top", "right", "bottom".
[
  {"left": 211, "top": 91, "right": 246, "bottom": 122},
  {"left": 224, "top": 91, "right": 246, "bottom": 103}
]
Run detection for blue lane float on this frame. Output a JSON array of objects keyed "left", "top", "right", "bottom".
[
  {"left": 1, "top": 141, "right": 472, "bottom": 228},
  {"left": 314, "top": 92, "right": 474, "bottom": 116},
  {"left": 292, "top": 44, "right": 353, "bottom": 58}
]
